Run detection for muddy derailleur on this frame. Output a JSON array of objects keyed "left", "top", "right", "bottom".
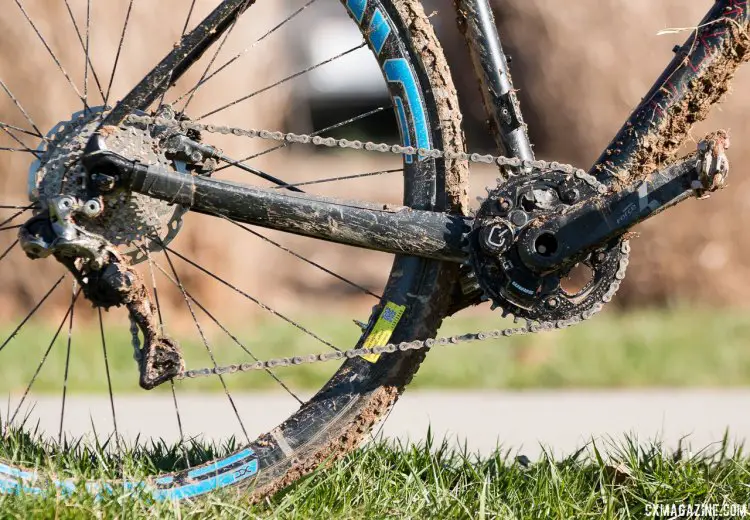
[
  {"left": 15, "top": 105, "right": 213, "bottom": 390},
  {"left": 19, "top": 196, "right": 184, "bottom": 390}
]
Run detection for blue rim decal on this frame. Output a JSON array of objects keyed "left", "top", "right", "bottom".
[
  {"left": 384, "top": 59, "right": 430, "bottom": 159},
  {"left": 0, "top": 451, "right": 260, "bottom": 501},
  {"left": 152, "top": 459, "right": 259, "bottom": 501},
  {"left": 393, "top": 97, "right": 413, "bottom": 164},
  {"left": 186, "top": 448, "right": 255, "bottom": 480},
  {"left": 345, "top": 0, "right": 367, "bottom": 23},
  {"left": 0, "top": 463, "right": 36, "bottom": 480},
  {"left": 368, "top": 9, "right": 391, "bottom": 55}
]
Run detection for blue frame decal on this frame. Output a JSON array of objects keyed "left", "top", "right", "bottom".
[
  {"left": 368, "top": 9, "right": 390, "bottom": 55},
  {"left": 384, "top": 59, "right": 430, "bottom": 158}
]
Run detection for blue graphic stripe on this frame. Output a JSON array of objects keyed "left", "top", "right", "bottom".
[
  {"left": 0, "top": 463, "right": 35, "bottom": 480},
  {"left": 368, "top": 9, "right": 390, "bottom": 55},
  {"left": 384, "top": 59, "right": 430, "bottom": 158},
  {"left": 393, "top": 97, "right": 412, "bottom": 164},
  {"left": 187, "top": 448, "right": 255, "bottom": 480},
  {"left": 153, "top": 459, "right": 259, "bottom": 500},
  {"left": 346, "top": 0, "right": 367, "bottom": 23},
  {"left": 0, "top": 453, "right": 258, "bottom": 501},
  {"left": 0, "top": 478, "right": 42, "bottom": 495},
  {"left": 155, "top": 475, "right": 174, "bottom": 486}
]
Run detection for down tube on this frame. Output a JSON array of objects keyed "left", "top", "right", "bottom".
[{"left": 591, "top": 0, "right": 750, "bottom": 186}]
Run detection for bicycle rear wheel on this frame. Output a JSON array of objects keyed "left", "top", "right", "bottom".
[{"left": 0, "top": 0, "right": 467, "bottom": 500}]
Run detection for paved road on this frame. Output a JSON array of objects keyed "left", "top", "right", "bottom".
[{"left": 19, "top": 390, "right": 750, "bottom": 459}]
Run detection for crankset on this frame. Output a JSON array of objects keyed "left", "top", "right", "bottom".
[{"left": 466, "top": 131, "right": 730, "bottom": 323}]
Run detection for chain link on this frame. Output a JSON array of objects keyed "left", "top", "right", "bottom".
[
  {"left": 122, "top": 114, "right": 619, "bottom": 380},
  {"left": 125, "top": 114, "right": 606, "bottom": 189}
]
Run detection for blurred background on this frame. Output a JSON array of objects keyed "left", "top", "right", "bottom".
[{"left": 0, "top": 0, "right": 749, "bottom": 413}]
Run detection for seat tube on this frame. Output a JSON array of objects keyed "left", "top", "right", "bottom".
[{"left": 457, "top": 0, "right": 534, "bottom": 162}]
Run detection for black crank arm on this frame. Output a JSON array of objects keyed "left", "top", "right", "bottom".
[
  {"left": 118, "top": 158, "right": 470, "bottom": 262},
  {"left": 519, "top": 146, "right": 727, "bottom": 272}
]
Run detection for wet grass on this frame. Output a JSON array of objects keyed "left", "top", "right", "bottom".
[
  {"left": 0, "top": 306, "right": 748, "bottom": 394},
  {"left": 0, "top": 431, "right": 749, "bottom": 519}
]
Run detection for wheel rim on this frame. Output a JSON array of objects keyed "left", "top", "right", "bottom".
[{"left": 0, "top": 0, "right": 461, "bottom": 499}]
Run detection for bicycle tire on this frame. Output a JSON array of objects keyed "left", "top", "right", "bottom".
[{"left": 0, "top": 0, "right": 469, "bottom": 501}]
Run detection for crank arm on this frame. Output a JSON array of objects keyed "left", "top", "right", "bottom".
[{"left": 519, "top": 134, "right": 729, "bottom": 273}]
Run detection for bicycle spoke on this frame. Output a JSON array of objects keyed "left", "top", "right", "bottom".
[
  {"left": 160, "top": 248, "right": 250, "bottom": 444},
  {"left": 98, "top": 308, "right": 119, "bottom": 451},
  {"left": 178, "top": 9, "right": 243, "bottom": 114},
  {"left": 9, "top": 290, "right": 79, "bottom": 426},
  {"left": 151, "top": 258, "right": 303, "bottom": 405},
  {"left": 0, "top": 79, "right": 43, "bottom": 137},
  {"left": 83, "top": 0, "right": 92, "bottom": 112},
  {"left": 104, "top": 0, "right": 134, "bottom": 106},
  {"left": 177, "top": 0, "right": 317, "bottom": 109},
  {"left": 0, "top": 121, "right": 42, "bottom": 140},
  {"left": 62, "top": 0, "right": 105, "bottom": 103},
  {"left": 0, "top": 274, "right": 65, "bottom": 356},
  {"left": 275, "top": 168, "right": 402, "bottom": 190},
  {"left": 181, "top": 0, "right": 198, "bottom": 36},
  {"left": 0, "top": 127, "right": 41, "bottom": 158},
  {"left": 145, "top": 251, "right": 189, "bottom": 466},
  {"left": 221, "top": 215, "right": 381, "bottom": 299},
  {"left": 0, "top": 224, "right": 23, "bottom": 232},
  {"left": 198, "top": 43, "right": 366, "bottom": 120},
  {"left": 217, "top": 153, "right": 303, "bottom": 191},
  {"left": 0, "top": 205, "right": 36, "bottom": 210},
  {"left": 156, "top": 0, "right": 200, "bottom": 110},
  {"left": 0, "top": 148, "right": 38, "bottom": 155},
  {"left": 0, "top": 240, "right": 19, "bottom": 265},
  {"left": 58, "top": 281, "right": 77, "bottom": 444},
  {"left": 0, "top": 205, "right": 33, "bottom": 229},
  {"left": 214, "top": 105, "right": 390, "bottom": 173},
  {"left": 163, "top": 245, "right": 340, "bottom": 352},
  {"left": 13, "top": 0, "right": 85, "bottom": 105}
]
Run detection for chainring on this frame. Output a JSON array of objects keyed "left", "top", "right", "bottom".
[{"left": 469, "top": 168, "right": 629, "bottom": 323}]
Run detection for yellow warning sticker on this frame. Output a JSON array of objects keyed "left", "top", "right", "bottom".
[{"left": 361, "top": 302, "right": 406, "bottom": 363}]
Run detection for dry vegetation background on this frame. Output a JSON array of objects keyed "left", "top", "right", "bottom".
[{"left": 0, "top": 0, "right": 749, "bottom": 323}]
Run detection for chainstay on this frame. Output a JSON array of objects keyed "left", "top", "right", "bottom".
[{"left": 120, "top": 114, "right": 628, "bottom": 380}]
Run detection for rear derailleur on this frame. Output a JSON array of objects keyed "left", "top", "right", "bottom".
[
  {"left": 19, "top": 196, "right": 184, "bottom": 390},
  {"left": 15, "top": 105, "right": 209, "bottom": 390}
]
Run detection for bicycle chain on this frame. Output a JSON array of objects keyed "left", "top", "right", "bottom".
[{"left": 121, "top": 114, "right": 626, "bottom": 381}]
